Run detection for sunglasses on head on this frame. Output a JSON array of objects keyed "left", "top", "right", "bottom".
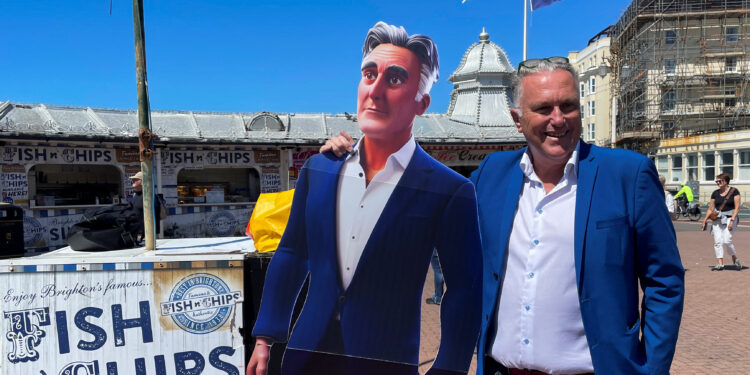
[{"left": 518, "top": 56, "right": 569, "bottom": 71}]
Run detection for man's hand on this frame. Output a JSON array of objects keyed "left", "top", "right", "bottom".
[
  {"left": 320, "top": 130, "right": 354, "bottom": 157},
  {"left": 246, "top": 337, "right": 272, "bottom": 375}
]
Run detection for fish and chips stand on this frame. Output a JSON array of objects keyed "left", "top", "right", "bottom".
[{"left": 0, "top": 237, "right": 273, "bottom": 375}]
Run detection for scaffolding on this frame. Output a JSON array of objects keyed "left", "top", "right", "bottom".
[{"left": 611, "top": 0, "right": 750, "bottom": 155}]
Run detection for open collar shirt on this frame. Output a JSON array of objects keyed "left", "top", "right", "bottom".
[
  {"left": 335, "top": 135, "right": 415, "bottom": 290},
  {"left": 490, "top": 141, "right": 594, "bottom": 374}
]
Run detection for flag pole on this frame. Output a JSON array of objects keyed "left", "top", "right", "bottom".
[{"left": 523, "top": 0, "right": 528, "bottom": 61}]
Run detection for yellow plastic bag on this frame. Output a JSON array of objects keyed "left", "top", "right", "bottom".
[{"left": 246, "top": 189, "right": 295, "bottom": 253}]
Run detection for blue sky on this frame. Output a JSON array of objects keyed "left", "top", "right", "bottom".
[{"left": 1, "top": 0, "right": 630, "bottom": 114}]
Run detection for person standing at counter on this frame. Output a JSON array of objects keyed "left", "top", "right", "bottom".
[{"left": 128, "top": 171, "right": 166, "bottom": 240}]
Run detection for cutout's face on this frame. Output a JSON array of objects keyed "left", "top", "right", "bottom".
[
  {"left": 512, "top": 69, "right": 582, "bottom": 166},
  {"left": 357, "top": 44, "right": 429, "bottom": 140}
]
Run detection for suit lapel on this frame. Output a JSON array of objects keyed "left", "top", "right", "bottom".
[
  {"left": 574, "top": 142, "right": 597, "bottom": 291},
  {"left": 348, "top": 146, "right": 431, "bottom": 288}
]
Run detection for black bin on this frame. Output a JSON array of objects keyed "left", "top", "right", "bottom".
[
  {"left": 243, "top": 252, "right": 308, "bottom": 375},
  {"left": 0, "top": 205, "right": 24, "bottom": 258}
]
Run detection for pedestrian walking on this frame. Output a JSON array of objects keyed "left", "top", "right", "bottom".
[{"left": 701, "top": 173, "right": 742, "bottom": 271}]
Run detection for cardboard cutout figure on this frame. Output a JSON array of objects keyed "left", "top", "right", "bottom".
[{"left": 248, "top": 22, "right": 482, "bottom": 375}]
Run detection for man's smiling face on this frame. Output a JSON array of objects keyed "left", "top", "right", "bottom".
[
  {"left": 357, "top": 43, "right": 429, "bottom": 141},
  {"left": 512, "top": 69, "right": 582, "bottom": 167}
]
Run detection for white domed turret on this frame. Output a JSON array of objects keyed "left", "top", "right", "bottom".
[{"left": 447, "top": 28, "right": 515, "bottom": 128}]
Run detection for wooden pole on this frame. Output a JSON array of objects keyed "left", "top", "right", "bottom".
[{"left": 132, "top": 0, "right": 156, "bottom": 250}]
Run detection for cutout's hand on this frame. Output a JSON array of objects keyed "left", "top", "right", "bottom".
[
  {"left": 246, "top": 337, "right": 272, "bottom": 375},
  {"left": 320, "top": 130, "right": 354, "bottom": 157}
]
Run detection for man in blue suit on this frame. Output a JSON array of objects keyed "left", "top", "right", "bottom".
[
  {"left": 472, "top": 58, "right": 684, "bottom": 374},
  {"left": 246, "top": 22, "right": 482, "bottom": 375}
]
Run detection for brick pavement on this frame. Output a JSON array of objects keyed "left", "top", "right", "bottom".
[{"left": 418, "top": 220, "right": 750, "bottom": 374}]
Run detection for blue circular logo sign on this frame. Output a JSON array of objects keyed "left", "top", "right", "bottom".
[
  {"left": 161, "top": 273, "right": 241, "bottom": 334},
  {"left": 23, "top": 217, "right": 44, "bottom": 246},
  {"left": 207, "top": 211, "right": 239, "bottom": 237}
]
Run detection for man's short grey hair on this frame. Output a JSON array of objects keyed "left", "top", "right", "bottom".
[
  {"left": 512, "top": 59, "right": 580, "bottom": 111},
  {"left": 362, "top": 21, "right": 439, "bottom": 102}
]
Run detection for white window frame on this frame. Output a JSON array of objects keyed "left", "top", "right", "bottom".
[
  {"left": 665, "top": 59, "right": 676, "bottom": 75},
  {"left": 686, "top": 153, "right": 698, "bottom": 182},
  {"left": 739, "top": 149, "right": 750, "bottom": 181},
  {"left": 580, "top": 83, "right": 585, "bottom": 97},
  {"left": 725, "top": 56, "right": 737, "bottom": 72},
  {"left": 657, "top": 156, "right": 668, "bottom": 178},
  {"left": 726, "top": 26, "right": 739, "bottom": 42},
  {"left": 588, "top": 123, "right": 596, "bottom": 141},
  {"left": 663, "top": 90, "right": 676, "bottom": 111},
  {"left": 702, "top": 153, "right": 716, "bottom": 181},
  {"left": 671, "top": 155, "right": 683, "bottom": 182},
  {"left": 665, "top": 29, "right": 677, "bottom": 45},
  {"left": 589, "top": 100, "right": 595, "bottom": 116},
  {"left": 720, "top": 151, "right": 734, "bottom": 176},
  {"left": 589, "top": 77, "right": 596, "bottom": 93}
]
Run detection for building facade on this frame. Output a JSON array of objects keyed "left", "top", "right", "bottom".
[
  {"left": 611, "top": 0, "right": 750, "bottom": 201},
  {"left": 569, "top": 32, "right": 614, "bottom": 147}
]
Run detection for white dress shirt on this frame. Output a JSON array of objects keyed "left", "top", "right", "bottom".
[
  {"left": 336, "top": 136, "right": 415, "bottom": 290},
  {"left": 490, "top": 142, "right": 594, "bottom": 374}
]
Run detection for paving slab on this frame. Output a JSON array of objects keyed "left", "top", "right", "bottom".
[{"left": 418, "top": 220, "right": 750, "bottom": 374}]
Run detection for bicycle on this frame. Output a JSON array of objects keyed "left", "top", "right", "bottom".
[{"left": 672, "top": 196, "right": 701, "bottom": 221}]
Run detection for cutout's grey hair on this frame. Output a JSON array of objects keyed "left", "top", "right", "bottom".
[
  {"left": 362, "top": 21, "right": 439, "bottom": 102},
  {"left": 512, "top": 59, "right": 580, "bottom": 112}
]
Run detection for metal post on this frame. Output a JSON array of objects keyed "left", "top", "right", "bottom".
[
  {"left": 132, "top": 0, "right": 156, "bottom": 250},
  {"left": 523, "top": 0, "right": 528, "bottom": 61}
]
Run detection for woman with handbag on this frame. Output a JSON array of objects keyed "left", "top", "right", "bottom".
[{"left": 701, "top": 173, "right": 742, "bottom": 271}]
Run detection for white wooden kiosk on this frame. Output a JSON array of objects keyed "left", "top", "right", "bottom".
[{"left": 0, "top": 237, "right": 257, "bottom": 375}]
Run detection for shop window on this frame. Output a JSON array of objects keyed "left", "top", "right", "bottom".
[
  {"left": 703, "top": 153, "right": 715, "bottom": 181},
  {"left": 29, "top": 164, "right": 121, "bottom": 206},
  {"left": 656, "top": 156, "right": 668, "bottom": 178},
  {"left": 739, "top": 150, "right": 750, "bottom": 180},
  {"left": 720, "top": 151, "right": 734, "bottom": 176},
  {"left": 671, "top": 155, "right": 683, "bottom": 182},
  {"left": 177, "top": 168, "right": 260, "bottom": 204},
  {"left": 686, "top": 153, "right": 698, "bottom": 182}
]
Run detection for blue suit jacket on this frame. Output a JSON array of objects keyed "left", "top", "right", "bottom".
[
  {"left": 253, "top": 145, "right": 482, "bottom": 373},
  {"left": 471, "top": 142, "right": 684, "bottom": 375}
]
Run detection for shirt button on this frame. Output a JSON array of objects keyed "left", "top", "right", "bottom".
[
  {"left": 351, "top": 236, "right": 355, "bottom": 239},
  {"left": 358, "top": 172, "right": 363, "bottom": 177},
  {"left": 537, "top": 208, "right": 543, "bottom": 214},
  {"left": 493, "top": 273, "right": 498, "bottom": 280},
  {"left": 529, "top": 272, "right": 535, "bottom": 279},
  {"left": 533, "top": 239, "right": 539, "bottom": 245},
  {"left": 525, "top": 305, "right": 530, "bottom": 311},
  {"left": 360, "top": 205, "right": 364, "bottom": 208},
  {"left": 523, "top": 339, "right": 530, "bottom": 344}
]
